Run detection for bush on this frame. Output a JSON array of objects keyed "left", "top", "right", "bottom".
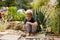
[
  {"left": 14, "top": 12, "right": 25, "bottom": 21},
  {"left": 32, "top": 0, "right": 60, "bottom": 34},
  {"left": 7, "top": 6, "right": 17, "bottom": 21},
  {"left": 7, "top": 6, "right": 25, "bottom": 21}
]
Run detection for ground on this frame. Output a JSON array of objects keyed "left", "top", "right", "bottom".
[{"left": 0, "top": 29, "right": 60, "bottom": 40}]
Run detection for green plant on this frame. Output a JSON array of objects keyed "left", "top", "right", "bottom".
[
  {"left": 32, "top": 0, "right": 60, "bottom": 34},
  {"left": 0, "top": 23, "right": 7, "bottom": 32},
  {"left": 7, "top": 6, "right": 25, "bottom": 21},
  {"left": 41, "top": 3, "right": 60, "bottom": 34},
  {"left": 14, "top": 12, "right": 25, "bottom": 21},
  {"left": 7, "top": 6, "right": 17, "bottom": 21},
  {"left": 32, "top": 0, "right": 49, "bottom": 32}
]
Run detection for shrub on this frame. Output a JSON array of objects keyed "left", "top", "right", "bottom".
[
  {"left": 7, "top": 6, "right": 25, "bottom": 21},
  {"left": 14, "top": 12, "right": 25, "bottom": 21}
]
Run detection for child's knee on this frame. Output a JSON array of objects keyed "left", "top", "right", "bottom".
[
  {"left": 25, "top": 24, "right": 32, "bottom": 32},
  {"left": 32, "top": 27, "right": 37, "bottom": 32}
]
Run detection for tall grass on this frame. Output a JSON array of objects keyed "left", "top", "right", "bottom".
[{"left": 32, "top": 0, "right": 60, "bottom": 34}]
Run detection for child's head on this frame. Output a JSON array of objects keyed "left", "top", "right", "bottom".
[{"left": 25, "top": 9, "right": 33, "bottom": 21}]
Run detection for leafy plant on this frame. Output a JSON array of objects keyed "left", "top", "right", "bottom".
[
  {"left": 14, "top": 12, "right": 25, "bottom": 21},
  {"left": 7, "top": 6, "right": 25, "bottom": 21},
  {"left": 32, "top": 0, "right": 60, "bottom": 34},
  {"left": 32, "top": 0, "right": 49, "bottom": 32},
  {"left": 7, "top": 6, "right": 17, "bottom": 21}
]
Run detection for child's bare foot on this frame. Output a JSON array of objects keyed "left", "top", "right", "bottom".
[
  {"left": 26, "top": 33, "right": 31, "bottom": 36},
  {"left": 31, "top": 32, "right": 36, "bottom": 36}
]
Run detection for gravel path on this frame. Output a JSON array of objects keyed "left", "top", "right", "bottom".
[
  {"left": 0, "top": 30, "right": 60, "bottom": 40},
  {"left": 21, "top": 34, "right": 60, "bottom": 40}
]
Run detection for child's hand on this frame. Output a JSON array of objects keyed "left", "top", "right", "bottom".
[
  {"left": 26, "top": 22, "right": 35, "bottom": 26},
  {"left": 26, "top": 22, "right": 31, "bottom": 24},
  {"left": 26, "top": 22, "right": 38, "bottom": 27},
  {"left": 22, "top": 25, "right": 26, "bottom": 30}
]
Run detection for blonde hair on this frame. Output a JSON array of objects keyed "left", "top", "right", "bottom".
[{"left": 25, "top": 9, "right": 33, "bottom": 15}]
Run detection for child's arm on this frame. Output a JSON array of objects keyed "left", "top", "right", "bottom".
[
  {"left": 22, "top": 25, "right": 26, "bottom": 30},
  {"left": 26, "top": 22, "right": 38, "bottom": 27}
]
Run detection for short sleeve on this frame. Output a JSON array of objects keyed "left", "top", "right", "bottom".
[{"left": 30, "top": 18, "right": 37, "bottom": 23}]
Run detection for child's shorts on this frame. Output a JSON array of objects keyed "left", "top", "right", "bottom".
[{"left": 25, "top": 24, "right": 37, "bottom": 33}]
